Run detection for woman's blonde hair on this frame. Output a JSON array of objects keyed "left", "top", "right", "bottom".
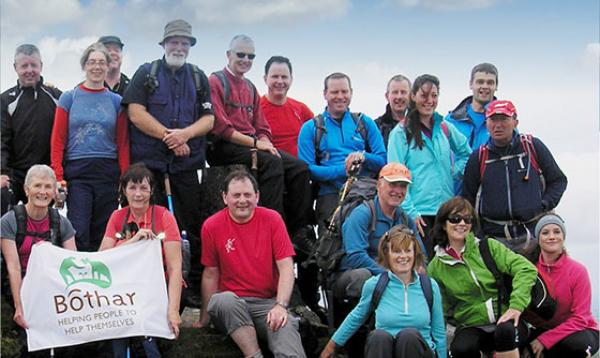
[{"left": 377, "top": 224, "right": 425, "bottom": 271}]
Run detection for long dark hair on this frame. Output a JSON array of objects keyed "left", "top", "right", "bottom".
[
  {"left": 430, "top": 197, "right": 479, "bottom": 249},
  {"left": 405, "top": 74, "right": 440, "bottom": 150}
]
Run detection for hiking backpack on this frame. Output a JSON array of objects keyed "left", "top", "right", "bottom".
[
  {"left": 145, "top": 59, "right": 208, "bottom": 115},
  {"left": 313, "top": 113, "right": 371, "bottom": 165},
  {"left": 13, "top": 204, "right": 62, "bottom": 247},
  {"left": 477, "top": 133, "right": 543, "bottom": 186},
  {"left": 211, "top": 70, "right": 257, "bottom": 111},
  {"left": 365, "top": 272, "right": 434, "bottom": 328},
  {"left": 479, "top": 237, "right": 557, "bottom": 320},
  {"left": 311, "top": 177, "right": 409, "bottom": 277}
]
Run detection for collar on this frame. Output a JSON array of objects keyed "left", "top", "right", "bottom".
[
  {"left": 17, "top": 76, "right": 44, "bottom": 91},
  {"left": 538, "top": 251, "right": 567, "bottom": 270}
]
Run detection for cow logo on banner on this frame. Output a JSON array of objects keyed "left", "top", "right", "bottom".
[
  {"left": 60, "top": 257, "right": 112, "bottom": 288},
  {"left": 21, "top": 240, "right": 174, "bottom": 352}
]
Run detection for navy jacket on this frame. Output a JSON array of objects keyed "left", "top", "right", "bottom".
[{"left": 462, "top": 132, "right": 567, "bottom": 238}]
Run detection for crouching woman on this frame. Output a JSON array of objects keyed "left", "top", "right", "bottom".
[{"left": 321, "top": 224, "right": 446, "bottom": 358}]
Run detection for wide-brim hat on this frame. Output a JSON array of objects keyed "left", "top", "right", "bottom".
[{"left": 159, "top": 19, "right": 196, "bottom": 47}]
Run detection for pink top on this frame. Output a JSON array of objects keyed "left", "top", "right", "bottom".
[{"left": 531, "top": 253, "right": 599, "bottom": 349}]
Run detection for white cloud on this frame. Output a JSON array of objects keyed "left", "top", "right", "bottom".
[
  {"left": 0, "top": 0, "right": 82, "bottom": 41},
  {"left": 37, "top": 36, "right": 98, "bottom": 90},
  {"left": 385, "top": 0, "right": 500, "bottom": 11},
  {"left": 580, "top": 42, "right": 600, "bottom": 70}
]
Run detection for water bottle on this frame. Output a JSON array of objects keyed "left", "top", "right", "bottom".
[{"left": 181, "top": 230, "right": 191, "bottom": 281}]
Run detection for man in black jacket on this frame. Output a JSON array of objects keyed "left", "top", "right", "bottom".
[
  {"left": 462, "top": 100, "right": 567, "bottom": 258},
  {"left": 1, "top": 44, "right": 62, "bottom": 214}
]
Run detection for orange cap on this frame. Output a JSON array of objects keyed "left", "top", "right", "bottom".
[{"left": 379, "top": 163, "right": 412, "bottom": 183}]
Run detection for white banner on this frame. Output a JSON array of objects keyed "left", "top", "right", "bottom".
[{"left": 21, "top": 239, "right": 175, "bottom": 351}]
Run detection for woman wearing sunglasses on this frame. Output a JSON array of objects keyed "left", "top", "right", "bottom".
[
  {"left": 99, "top": 162, "right": 182, "bottom": 357},
  {"left": 321, "top": 225, "right": 446, "bottom": 358},
  {"left": 427, "top": 197, "right": 537, "bottom": 358},
  {"left": 526, "top": 213, "right": 598, "bottom": 358},
  {"left": 387, "top": 75, "right": 471, "bottom": 261}
]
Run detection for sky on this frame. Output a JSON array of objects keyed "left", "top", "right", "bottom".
[{"left": 1, "top": 0, "right": 599, "bottom": 316}]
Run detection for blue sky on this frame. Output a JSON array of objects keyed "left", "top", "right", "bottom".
[{"left": 2, "top": 0, "right": 599, "bottom": 316}]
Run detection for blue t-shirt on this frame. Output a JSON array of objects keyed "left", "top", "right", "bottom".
[{"left": 58, "top": 86, "right": 122, "bottom": 161}]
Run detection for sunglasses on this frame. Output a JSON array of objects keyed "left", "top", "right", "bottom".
[
  {"left": 447, "top": 215, "right": 473, "bottom": 225},
  {"left": 235, "top": 52, "right": 256, "bottom": 60}
]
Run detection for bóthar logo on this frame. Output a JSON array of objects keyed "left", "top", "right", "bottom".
[{"left": 59, "top": 257, "right": 112, "bottom": 289}]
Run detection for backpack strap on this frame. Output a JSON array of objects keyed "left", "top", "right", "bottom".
[
  {"left": 13, "top": 204, "right": 28, "bottom": 248},
  {"left": 478, "top": 238, "right": 505, "bottom": 319},
  {"left": 365, "top": 199, "right": 377, "bottom": 234},
  {"left": 350, "top": 112, "right": 371, "bottom": 153},
  {"left": 478, "top": 145, "right": 490, "bottom": 179},
  {"left": 519, "top": 134, "right": 544, "bottom": 191},
  {"left": 13, "top": 205, "right": 61, "bottom": 247},
  {"left": 418, "top": 272, "right": 434, "bottom": 316},
  {"left": 368, "top": 272, "right": 390, "bottom": 321},
  {"left": 440, "top": 121, "right": 451, "bottom": 141},
  {"left": 145, "top": 59, "right": 161, "bottom": 94},
  {"left": 212, "top": 70, "right": 255, "bottom": 110},
  {"left": 313, "top": 114, "right": 327, "bottom": 165},
  {"left": 48, "top": 208, "right": 61, "bottom": 246}
]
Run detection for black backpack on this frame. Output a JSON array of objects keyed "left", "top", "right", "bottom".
[
  {"left": 313, "top": 113, "right": 370, "bottom": 165},
  {"left": 309, "top": 177, "right": 409, "bottom": 277},
  {"left": 211, "top": 70, "right": 257, "bottom": 111},
  {"left": 145, "top": 59, "right": 208, "bottom": 116},
  {"left": 367, "top": 272, "right": 434, "bottom": 327},
  {"left": 13, "top": 204, "right": 62, "bottom": 247},
  {"left": 479, "top": 237, "right": 557, "bottom": 320}
]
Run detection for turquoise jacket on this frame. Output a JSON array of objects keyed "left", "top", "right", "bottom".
[
  {"left": 427, "top": 233, "right": 537, "bottom": 327},
  {"left": 387, "top": 112, "right": 471, "bottom": 219},
  {"left": 332, "top": 270, "right": 447, "bottom": 358}
]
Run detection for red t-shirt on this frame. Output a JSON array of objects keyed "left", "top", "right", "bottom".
[
  {"left": 260, "top": 95, "right": 314, "bottom": 157},
  {"left": 104, "top": 205, "right": 180, "bottom": 277},
  {"left": 201, "top": 207, "right": 295, "bottom": 298}
]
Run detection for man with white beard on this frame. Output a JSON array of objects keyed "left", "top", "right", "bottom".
[{"left": 122, "top": 19, "right": 214, "bottom": 301}]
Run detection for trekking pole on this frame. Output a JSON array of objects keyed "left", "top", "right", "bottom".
[{"left": 164, "top": 171, "right": 191, "bottom": 286}]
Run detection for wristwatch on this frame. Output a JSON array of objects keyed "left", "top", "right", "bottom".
[{"left": 276, "top": 301, "right": 289, "bottom": 310}]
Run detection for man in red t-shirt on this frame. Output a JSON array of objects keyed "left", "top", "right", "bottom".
[
  {"left": 196, "top": 170, "right": 305, "bottom": 358},
  {"left": 259, "top": 56, "right": 314, "bottom": 158}
]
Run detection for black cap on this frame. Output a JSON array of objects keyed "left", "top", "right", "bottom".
[{"left": 98, "top": 35, "right": 124, "bottom": 49}]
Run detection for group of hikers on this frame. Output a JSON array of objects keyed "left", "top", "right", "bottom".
[{"left": 1, "top": 18, "right": 598, "bottom": 358}]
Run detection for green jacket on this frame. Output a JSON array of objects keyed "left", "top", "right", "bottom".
[{"left": 427, "top": 233, "right": 536, "bottom": 327}]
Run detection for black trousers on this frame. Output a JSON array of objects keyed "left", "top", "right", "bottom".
[
  {"left": 530, "top": 328, "right": 599, "bottom": 358},
  {"left": 1, "top": 168, "right": 27, "bottom": 215},
  {"left": 450, "top": 320, "right": 529, "bottom": 357},
  {"left": 365, "top": 328, "right": 435, "bottom": 358},
  {"left": 151, "top": 169, "right": 204, "bottom": 287},
  {"left": 207, "top": 141, "right": 314, "bottom": 233}
]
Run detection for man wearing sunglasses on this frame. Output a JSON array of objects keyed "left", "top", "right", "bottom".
[
  {"left": 462, "top": 100, "right": 567, "bottom": 258},
  {"left": 208, "top": 35, "right": 313, "bottom": 250}
]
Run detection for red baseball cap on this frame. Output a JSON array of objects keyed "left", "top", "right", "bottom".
[{"left": 486, "top": 100, "right": 517, "bottom": 118}]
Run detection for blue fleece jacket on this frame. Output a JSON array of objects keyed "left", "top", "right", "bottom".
[
  {"left": 297, "top": 109, "right": 386, "bottom": 196},
  {"left": 332, "top": 271, "right": 447, "bottom": 358},
  {"left": 387, "top": 113, "right": 471, "bottom": 219},
  {"left": 339, "top": 196, "right": 424, "bottom": 274}
]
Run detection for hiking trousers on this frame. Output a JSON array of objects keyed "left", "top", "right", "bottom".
[
  {"left": 365, "top": 328, "right": 435, "bottom": 358},
  {"left": 208, "top": 291, "right": 306, "bottom": 358}
]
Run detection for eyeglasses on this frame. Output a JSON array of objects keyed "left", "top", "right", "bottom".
[
  {"left": 235, "top": 52, "right": 256, "bottom": 60},
  {"left": 382, "top": 225, "right": 415, "bottom": 242},
  {"left": 85, "top": 60, "right": 108, "bottom": 67},
  {"left": 447, "top": 215, "right": 473, "bottom": 225}
]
